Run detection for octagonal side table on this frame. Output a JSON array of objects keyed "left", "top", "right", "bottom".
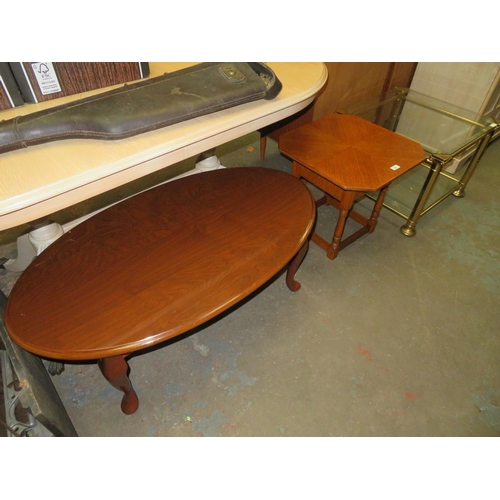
[{"left": 279, "top": 113, "right": 428, "bottom": 260}]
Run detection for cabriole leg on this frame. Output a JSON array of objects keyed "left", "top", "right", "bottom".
[
  {"left": 286, "top": 240, "right": 309, "bottom": 291},
  {"left": 98, "top": 355, "right": 139, "bottom": 415}
]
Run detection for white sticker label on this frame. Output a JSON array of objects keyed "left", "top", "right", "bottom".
[
  {"left": 31, "top": 62, "right": 62, "bottom": 95},
  {"left": 390, "top": 164, "right": 401, "bottom": 170}
]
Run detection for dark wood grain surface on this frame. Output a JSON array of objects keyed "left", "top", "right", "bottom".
[{"left": 6, "top": 167, "right": 315, "bottom": 361}]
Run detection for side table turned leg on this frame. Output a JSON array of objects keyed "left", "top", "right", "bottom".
[
  {"left": 368, "top": 186, "right": 389, "bottom": 233},
  {"left": 98, "top": 355, "right": 139, "bottom": 415},
  {"left": 327, "top": 191, "right": 356, "bottom": 260}
]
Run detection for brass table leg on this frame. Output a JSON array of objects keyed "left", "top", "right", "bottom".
[
  {"left": 453, "top": 131, "right": 493, "bottom": 198},
  {"left": 400, "top": 158, "right": 444, "bottom": 237}
]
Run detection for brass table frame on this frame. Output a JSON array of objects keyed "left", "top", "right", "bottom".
[{"left": 345, "top": 88, "right": 499, "bottom": 236}]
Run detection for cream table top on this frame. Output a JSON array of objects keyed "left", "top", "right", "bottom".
[{"left": 0, "top": 62, "right": 327, "bottom": 231}]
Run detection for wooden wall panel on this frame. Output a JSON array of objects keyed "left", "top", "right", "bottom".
[
  {"left": 261, "top": 62, "right": 417, "bottom": 156},
  {"left": 312, "top": 62, "right": 417, "bottom": 120},
  {"left": 389, "top": 62, "right": 419, "bottom": 89}
]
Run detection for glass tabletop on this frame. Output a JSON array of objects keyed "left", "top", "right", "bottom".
[
  {"left": 344, "top": 88, "right": 497, "bottom": 157},
  {"left": 344, "top": 88, "right": 498, "bottom": 220}
]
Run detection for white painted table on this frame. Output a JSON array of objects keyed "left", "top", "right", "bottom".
[{"left": 0, "top": 62, "right": 327, "bottom": 231}]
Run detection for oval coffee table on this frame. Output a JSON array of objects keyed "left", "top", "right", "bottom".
[{"left": 5, "top": 167, "right": 315, "bottom": 414}]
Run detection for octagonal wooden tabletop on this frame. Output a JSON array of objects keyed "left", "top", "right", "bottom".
[{"left": 279, "top": 114, "right": 427, "bottom": 192}]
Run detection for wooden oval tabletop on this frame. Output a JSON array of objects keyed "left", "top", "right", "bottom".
[{"left": 5, "top": 167, "right": 315, "bottom": 361}]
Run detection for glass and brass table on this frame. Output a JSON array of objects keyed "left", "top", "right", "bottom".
[{"left": 344, "top": 88, "right": 499, "bottom": 236}]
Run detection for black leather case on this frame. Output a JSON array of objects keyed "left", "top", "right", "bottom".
[{"left": 0, "top": 63, "right": 282, "bottom": 154}]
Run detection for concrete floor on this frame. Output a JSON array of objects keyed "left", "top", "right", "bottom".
[{"left": 1, "top": 132, "right": 499, "bottom": 437}]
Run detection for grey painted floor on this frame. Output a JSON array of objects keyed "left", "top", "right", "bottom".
[{"left": 1, "top": 133, "right": 499, "bottom": 437}]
